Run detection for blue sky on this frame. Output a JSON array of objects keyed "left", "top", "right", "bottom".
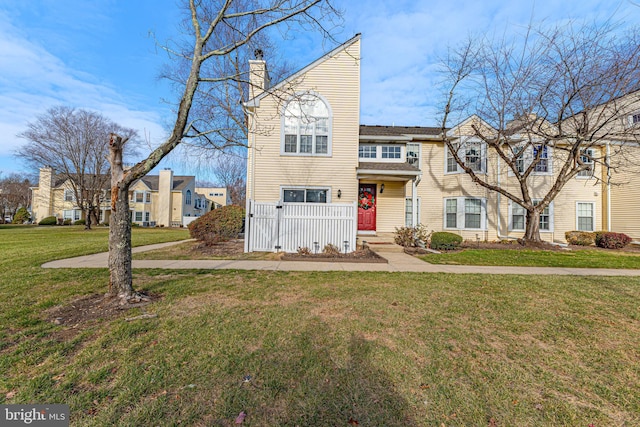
[{"left": 1, "top": 0, "right": 639, "bottom": 181}]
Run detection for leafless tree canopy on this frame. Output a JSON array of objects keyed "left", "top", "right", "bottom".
[
  {"left": 17, "top": 106, "right": 138, "bottom": 228},
  {"left": 440, "top": 20, "right": 640, "bottom": 241},
  {"left": 0, "top": 173, "right": 33, "bottom": 222},
  {"left": 107, "top": 0, "right": 342, "bottom": 301}
]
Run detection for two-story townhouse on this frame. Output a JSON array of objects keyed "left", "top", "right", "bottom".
[
  {"left": 244, "top": 35, "right": 640, "bottom": 252},
  {"left": 32, "top": 167, "right": 208, "bottom": 227}
]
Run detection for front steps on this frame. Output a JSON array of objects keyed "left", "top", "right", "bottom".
[{"left": 357, "top": 232, "right": 405, "bottom": 253}]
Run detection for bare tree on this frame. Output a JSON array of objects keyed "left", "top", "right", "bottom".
[
  {"left": 17, "top": 106, "right": 138, "bottom": 229},
  {"left": 0, "top": 173, "right": 33, "bottom": 222},
  {"left": 108, "top": 0, "right": 341, "bottom": 303},
  {"left": 210, "top": 151, "right": 246, "bottom": 206},
  {"left": 440, "top": 21, "right": 640, "bottom": 242}
]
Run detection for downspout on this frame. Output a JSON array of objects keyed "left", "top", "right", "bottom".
[
  {"left": 244, "top": 109, "right": 256, "bottom": 253},
  {"left": 606, "top": 141, "right": 611, "bottom": 232},
  {"left": 412, "top": 175, "right": 421, "bottom": 227},
  {"left": 496, "top": 155, "right": 504, "bottom": 239}
]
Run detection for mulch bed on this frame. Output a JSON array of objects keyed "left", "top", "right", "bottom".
[
  {"left": 282, "top": 248, "right": 388, "bottom": 263},
  {"left": 405, "top": 240, "right": 640, "bottom": 254}
]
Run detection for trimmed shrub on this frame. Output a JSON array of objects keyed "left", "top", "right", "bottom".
[
  {"left": 188, "top": 205, "right": 245, "bottom": 244},
  {"left": 595, "top": 232, "right": 632, "bottom": 249},
  {"left": 430, "top": 232, "right": 463, "bottom": 250},
  {"left": 565, "top": 231, "right": 595, "bottom": 246},
  {"left": 63, "top": 219, "right": 72, "bottom": 225},
  {"left": 39, "top": 216, "right": 57, "bottom": 226},
  {"left": 74, "top": 219, "right": 86, "bottom": 226}
]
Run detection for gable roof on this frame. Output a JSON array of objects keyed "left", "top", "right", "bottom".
[
  {"left": 245, "top": 33, "right": 361, "bottom": 107},
  {"left": 138, "top": 175, "right": 193, "bottom": 192},
  {"left": 360, "top": 125, "right": 441, "bottom": 137}
]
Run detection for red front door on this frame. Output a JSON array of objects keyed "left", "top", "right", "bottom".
[{"left": 358, "top": 184, "right": 377, "bottom": 231}]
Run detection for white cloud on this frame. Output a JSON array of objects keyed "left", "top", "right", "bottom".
[{"left": 0, "top": 10, "right": 170, "bottom": 162}]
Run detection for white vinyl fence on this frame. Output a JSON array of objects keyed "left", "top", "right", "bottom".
[{"left": 245, "top": 200, "right": 357, "bottom": 253}]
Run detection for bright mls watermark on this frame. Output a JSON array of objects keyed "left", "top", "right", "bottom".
[{"left": 1, "top": 405, "right": 69, "bottom": 426}]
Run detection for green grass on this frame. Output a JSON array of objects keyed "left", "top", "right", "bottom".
[
  {"left": 1, "top": 226, "right": 639, "bottom": 425},
  {"left": 421, "top": 247, "right": 640, "bottom": 269}
]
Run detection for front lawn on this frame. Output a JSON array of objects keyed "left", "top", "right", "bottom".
[
  {"left": 1, "top": 227, "right": 639, "bottom": 426},
  {"left": 420, "top": 246, "right": 640, "bottom": 269}
]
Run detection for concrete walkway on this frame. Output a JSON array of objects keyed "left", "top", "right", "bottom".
[{"left": 41, "top": 240, "right": 640, "bottom": 276}]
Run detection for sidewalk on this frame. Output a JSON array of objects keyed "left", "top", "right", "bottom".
[{"left": 41, "top": 240, "right": 640, "bottom": 276}]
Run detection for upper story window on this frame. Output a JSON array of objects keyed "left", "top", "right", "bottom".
[
  {"left": 533, "top": 145, "right": 549, "bottom": 173},
  {"left": 359, "top": 145, "right": 376, "bottom": 159},
  {"left": 132, "top": 191, "right": 151, "bottom": 203},
  {"left": 577, "top": 148, "right": 594, "bottom": 178},
  {"left": 282, "top": 93, "right": 331, "bottom": 156},
  {"left": 446, "top": 139, "right": 486, "bottom": 174},
  {"left": 626, "top": 112, "right": 640, "bottom": 127},
  {"left": 64, "top": 189, "right": 74, "bottom": 202},
  {"left": 406, "top": 143, "right": 421, "bottom": 167},
  {"left": 185, "top": 190, "right": 192, "bottom": 205},
  {"left": 509, "top": 144, "right": 552, "bottom": 175},
  {"left": 381, "top": 145, "right": 401, "bottom": 159}
]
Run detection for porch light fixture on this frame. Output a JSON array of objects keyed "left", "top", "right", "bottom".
[
  {"left": 337, "top": 189, "right": 342, "bottom": 199},
  {"left": 380, "top": 183, "right": 385, "bottom": 194}
]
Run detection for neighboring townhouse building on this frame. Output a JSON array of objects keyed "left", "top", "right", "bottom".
[
  {"left": 31, "top": 167, "right": 208, "bottom": 227},
  {"left": 195, "top": 187, "right": 231, "bottom": 209},
  {"left": 244, "top": 34, "right": 640, "bottom": 252}
]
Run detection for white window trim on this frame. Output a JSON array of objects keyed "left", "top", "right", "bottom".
[
  {"left": 576, "top": 201, "right": 596, "bottom": 232},
  {"left": 625, "top": 111, "right": 640, "bottom": 128},
  {"left": 280, "top": 91, "right": 333, "bottom": 157},
  {"left": 576, "top": 148, "right": 595, "bottom": 179},
  {"left": 64, "top": 189, "right": 75, "bottom": 202},
  {"left": 405, "top": 197, "right": 421, "bottom": 227},
  {"left": 406, "top": 142, "right": 421, "bottom": 168},
  {"left": 508, "top": 200, "right": 554, "bottom": 232},
  {"left": 280, "top": 186, "right": 332, "bottom": 203},
  {"left": 444, "top": 138, "right": 487, "bottom": 175},
  {"left": 507, "top": 144, "right": 554, "bottom": 176},
  {"left": 443, "top": 197, "right": 487, "bottom": 231},
  {"left": 358, "top": 144, "right": 378, "bottom": 160}
]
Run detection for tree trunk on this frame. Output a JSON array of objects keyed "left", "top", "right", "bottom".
[
  {"left": 108, "top": 134, "right": 136, "bottom": 301},
  {"left": 523, "top": 209, "right": 542, "bottom": 243},
  {"left": 108, "top": 184, "right": 135, "bottom": 299},
  {"left": 84, "top": 206, "right": 92, "bottom": 230}
]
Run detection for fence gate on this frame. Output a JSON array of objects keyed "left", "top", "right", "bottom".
[{"left": 245, "top": 200, "right": 357, "bottom": 253}]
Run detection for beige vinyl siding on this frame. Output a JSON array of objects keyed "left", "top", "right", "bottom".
[
  {"left": 373, "top": 181, "right": 405, "bottom": 233},
  {"left": 247, "top": 39, "right": 360, "bottom": 204},
  {"left": 609, "top": 145, "right": 640, "bottom": 239}
]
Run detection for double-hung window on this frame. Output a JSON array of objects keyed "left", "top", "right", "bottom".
[
  {"left": 405, "top": 197, "right": 421, "bottom": 227},
  {"left": 446, "top": 139, "right": 485, "bottom": 173},
  {"left": 282, "top": 187, "right": 328, "bottom": 203},
  {"left": 577, "top": 202, "right": 595, "bottom": 231},
  {"left": 64, "top": 189, "right": 74, "bottom": 202},
  {"left": 509, "top": 200, "right": 554, "bottom": 232},
  {"left": 533, "top": 145, "right": 549, "bottom": 173},
  {"left": 283, "top": 93, "right": 331, "bottom": 156},
  {"left": 446, "top": 143, "right": 459, "bottom": 173},
  {"left": 406, "top": 143, "right": 421, "bottom": 167},
  {"left": 577, "top": 148, "right": 594, "bottom": 178},
  {"left": 444, "top": 197, "right": 486, "bottom": 230}
]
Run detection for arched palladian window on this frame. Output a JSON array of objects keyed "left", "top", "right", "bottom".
[
  {"left": 282, "top": 93, "right": 331, "bottom": 156},
  {"left": 185, "top": 189, "right": 192, "bottom": 205}
]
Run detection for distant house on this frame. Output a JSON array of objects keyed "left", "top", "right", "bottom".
[
  {"left": 195, "top": 187, "right": 231, "bottom": 210},
  {"left": 31, "top": 167, "right": 209, "bottom": 226},
  {"left": 243, "top": 34, "right": 640, "bottom": 252}
]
